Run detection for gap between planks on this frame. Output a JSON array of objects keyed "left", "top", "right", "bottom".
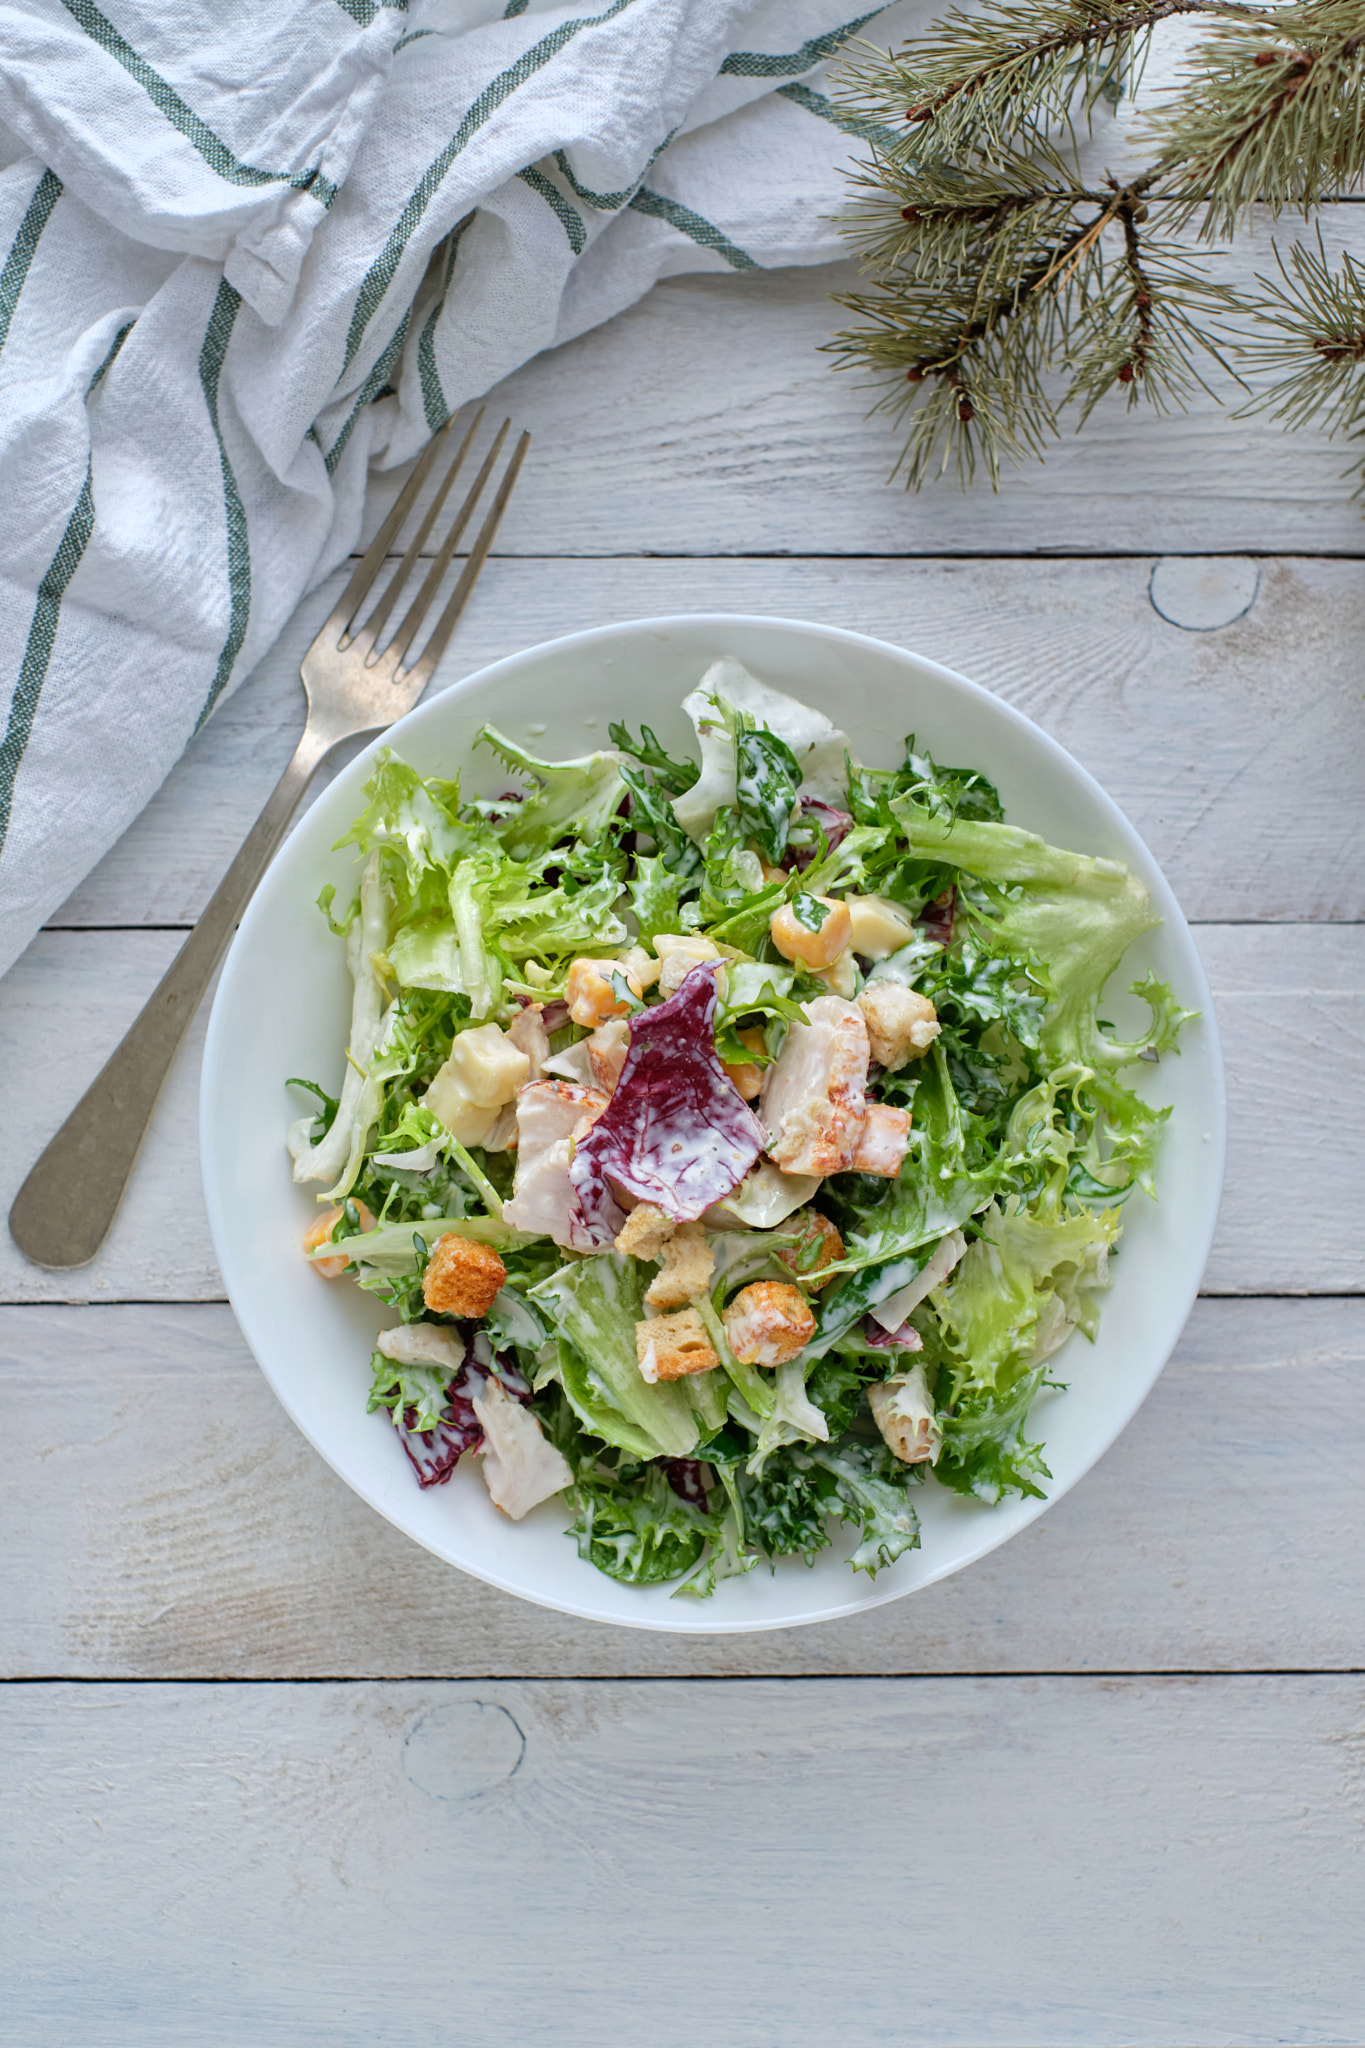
[{"left": 3, "top": 1668, "right": 1361, "bottom": 1684}]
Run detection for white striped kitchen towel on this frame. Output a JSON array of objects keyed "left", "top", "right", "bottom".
[{"left": 0, "top": 0, "right": 905, "bottom": 980}]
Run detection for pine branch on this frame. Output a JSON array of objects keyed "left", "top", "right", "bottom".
[
  {"left": 830, "top": 0, "right": 1365, "bottom": 495},
  {"left": 837, "top": 0, "right": 1267, "bottom": 155},
  {"left": 1231, "top": 232, "right": 1365, "bottom": 476},
  {"left": 1064, "top": 205, "right": 1244, "bottom": 417},
  {"left": 1152, "top": 0, "right": 1365, "bottom": 231},
  {"left": 831, "top": 175, "right": 1143, "bottom": 483}
]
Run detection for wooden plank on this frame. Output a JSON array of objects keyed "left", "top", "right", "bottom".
[
  {"left": 356, "top": 250, "right": 1365, "bottom": 560},
  {"left": 1, "top": 923, "right": 1360, "bottom": 1303},
  {"left": 4, "top": 1675, "right": 1361, "bottom": 2045},
  {"left": 52, "top": 555, "right": 1365, "bottom": 930},
  {"left": 2, "top": 1297, "right": 1360, "bottom": 1681}
]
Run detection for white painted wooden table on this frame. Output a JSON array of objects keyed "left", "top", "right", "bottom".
[{"left": 3, "top": 260, "right": 1363, "bottom": 2047}]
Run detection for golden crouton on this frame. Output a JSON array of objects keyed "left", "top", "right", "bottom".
[
  {"left": 857, "top": 983, "right": 940, "bottom": 1071},
  {"left": 635, "top": 1309, "right": 718, "bottom": 1382},
  {"left": 644, "top": 1221, "right": 715, "bottom": 1311},
  {"left": 778, "top": 1211, "right": 844, "bottom": 1291},
  {"left": 422, "top": 1233, "right": 507, "bottom": 1318},
  {"left": 303, "top": 1199, "right": 375, "bottom": 1279},
  {"left": 615, "top": 1201, "right": 675, "bottom": 1261},
  {"left": 722, "top": 1281, "right": 815, "bottom": 1367}
]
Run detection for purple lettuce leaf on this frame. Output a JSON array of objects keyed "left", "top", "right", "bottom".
[
  {"left": 861, "top": 1315, "right": 925, "bottom": 1351},
  {"left": 792, "top": 798, "right": 852, "bottom": 871},
  {"left": 569, "top": 963, "right": 765, "bottom": 1242},
  {"left": 397, "top": 1351, "right": 532, "bottom": 1488}
]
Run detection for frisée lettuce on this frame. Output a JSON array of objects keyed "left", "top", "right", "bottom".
[{"left": 287, "top": 659, "right": 1194, "bottom": 1593}]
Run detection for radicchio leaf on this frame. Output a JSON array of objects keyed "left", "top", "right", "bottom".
[
  {"left": 663, "top": 1457, "right": 710, "bottom": 1510},
  {"left": 569, "top": 963, "right": 765, "bottom": 1242},
  {"left": 791, "top": 798, "right": 852, "bottom": 872},
  {"left": 861, "top": 1316, "right": 924, "bottom": 1352},
  {"left": 920, "top": 885, "right": 956, "bottom": 947},
  {"left": 396, "top": 1352, "right": 532, "bottom": 1488}
]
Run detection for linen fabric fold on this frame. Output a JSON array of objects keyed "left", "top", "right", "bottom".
[{"left": 0, "top": 0, "right": 901, "bottom": 978}]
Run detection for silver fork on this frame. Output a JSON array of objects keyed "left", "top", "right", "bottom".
[{"left": 10, "top": 410, "right": 530, "bottom": 1271}]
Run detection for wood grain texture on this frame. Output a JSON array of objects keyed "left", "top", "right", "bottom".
[
  {"left": 356, "top": 252, "right": 1365, "bottom": 559},
  {"left": 2, "top": 1297, "right": 1360, "bottom": 1681},
  {"left": 5, "top": 1676, "right": 1363, "bottom": 2046},
  {"left": 1, "top": 924, "right": 1360, "bottom": 1302},
  {"left": 51, "top": 555, "right": 1365, "bottom": 930}
]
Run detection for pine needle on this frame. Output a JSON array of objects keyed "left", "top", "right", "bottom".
[{"left": 830, "top": 0, "right": 1365, "bottom": 493}]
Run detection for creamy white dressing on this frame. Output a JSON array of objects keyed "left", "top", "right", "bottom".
[
  {"left": 671, "top": 658, "right": 852, "bottom": 843},
  {"left": 866, "top": 937, "right": 945, "bottom": 988},
  {"left": 371, "top": 1139, "right": 444, "bottom": 1173}
]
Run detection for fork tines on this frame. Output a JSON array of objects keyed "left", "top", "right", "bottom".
[{"left": 322, "top": 407, "right": 529, "bottom": 688}]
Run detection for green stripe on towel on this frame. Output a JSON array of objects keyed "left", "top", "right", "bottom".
[
  {"left": 627, "top": 188, "right": 758, "bottom": 271},
  {"left": 776, "top": 80, "right": 905, "bottom": 150},
  {"left": 0, "top": 170, "right": 62, "bottom": 361},
  {"left": 550, "top": 129, "right": 673, "bottom": 212},
  {"left": 342, "top": 0, "right": 637, "bottom": 373},
  {"left": 517, "top": 166, "right": 587, "bottom": 254},
  {"left": 59, "top": 0, "right": 337, "bottom": 202},
  {"left": 325, "top": 305, "right": 411, "bottom": 476},
  {"left": 0, "top": 466, "right": 96, "bottom": 860},
  {"left": 719, "top": 12, "right": 879, "bottom": 78},
  {"left": 194, "top": 282, "right": 251, "bottom": 733},
  {"left": 417, "top": 212, "right": 475, "bottom": 434}
]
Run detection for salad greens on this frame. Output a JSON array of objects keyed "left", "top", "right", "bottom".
[{"left": 288, "top": 659, "right": 1192, "bottom": 1593}]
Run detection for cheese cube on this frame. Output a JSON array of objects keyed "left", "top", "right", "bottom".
[
  {"left": 422, "top": 1066, "right": 501, "bottom": 1146},
  {"left": 847, "top": 894, "right": 918, "bottom": 961},
  {"left": 445, "top": 1023, "right": 530, "bottom": 1107},
  {"left": 653, "top": 934, "right": 722, "bottom": 997}
]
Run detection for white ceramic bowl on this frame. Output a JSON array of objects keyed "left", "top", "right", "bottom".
[{"left": 201, "top": 615, "right": 1225, "bottom": 1633}]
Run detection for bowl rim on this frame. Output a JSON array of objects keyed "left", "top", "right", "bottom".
[{"left": 201, "top": 610, "right": 1227, "bottom": 1633}]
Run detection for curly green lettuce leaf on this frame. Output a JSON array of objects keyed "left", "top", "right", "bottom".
[
  {"left": 627, "top": 854, "right": 688, "bottom": 943},
  {"left": 816, "top": 1042, "right": 997, "bottom": 1312},
  {"left": 334, "top": 752, "right": 478, "bottom": 922},
  {"left": 618, "top": 762, "right": 705, "bottom": 878},
  {"left": 942, "top": 1198, "right": 1119, "bottom": 1389},
  {"left": 535, "top": 1255, "right": 704, "bottom": 1460},
  {"left": 712, "top": 964, "right": 808, "bottom": 1066},
  {"left": 734, "top": 725, "right": 802, "bottom": 864},
  {"left": 475, "top": 727, "right": 626, "bottom": 862},
  {"left": 390, "top": 849, "right": 627, "bottom": 1002},
  {"left": 890, "top": 796, "right": 1167, "bottom": 1075},
  {"left": 570, "top": 1457, "right": 718, "bottom": 1585},
  {"left": 607, "top": 720, "right": 699, "bottom": 797},
  {"left": 366, "top": 1351, "right": 450, "bottom": 1435},
  {"left": 739, "top": 1438, "right": 920, "bottom": 1576},
  {"left": 934, "top": 1369, "right": 1053, "bottom": 1504}
]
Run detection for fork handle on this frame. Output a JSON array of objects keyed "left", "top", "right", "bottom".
[{"left": 9, "top": 722, "right": 333, "bottom": 1271}]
